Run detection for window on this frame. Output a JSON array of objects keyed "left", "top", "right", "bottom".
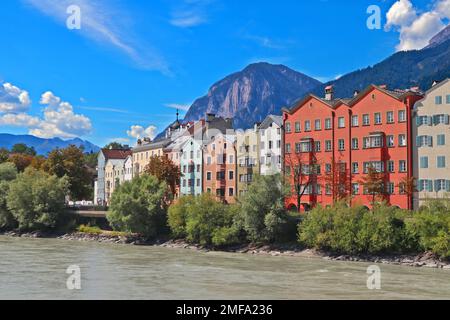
[
  {"left": 363, "top": 114, "right": 370, "bottom": 126},
  {"left": 387, "top": 111, "right": 394, "bottom": 123},
  {"left": 417, "top": 136, "right": 433, "bottom": 147},
  {"left": 277, "top": 140, "right": 281, "bottom": 148},
  {"left": 229, "top": 188, "right": 234, "bottom": 197},
  {"left": 229, "top": 155, "right": 234, "bottom": 164},
  {"left": 364, "top": 135, "right": 383, "bottom": 148},
  {"left": 207, "top": 157, "right": 212, "bottom": 165},
  {"left": 399, "top": 134, "right": 407, "bottom": 147},
  {"left": 352, "top": 184, "right": 360, "bottom": 195},
  {"left": 295, "top": 143, "right": 301, "bottom": 154},
  {"left": 437, "top": 135, "right": 446, "bottom": 146},
  {"left": 260, "top": 156, "right": 265, "bottom": 165},
  {"left": 325, "top": 118, "right": 332, "bottom": 130},
  {"left": 435, "top": 96, "right": 443, "bottom": 105},
  {"left": 364, "top": 161, "right": 384, "bottom": 173},
  {"left": 437, "top": 156, "right": 446, "bottom": 168},
  {"left": 260, "top": 142, "right": 265, "bottom": 150},
  {"left": 388, "top": 161, "right": 395, "bottom": 173},
  {"left": 285, "top": 122, "right": 291, "bottom": 133},
  {"left": 418, "top": 180, "right": 433, "bottom": 192},
  {"left": 374, "top": 112, "right": 382, "bottom": 125},
  {"left": 434, "top": 180, "right": 447, "bottom": 192},
  {"left": 387, "top": 183, "right": 395, "bottom": 195},
  {"left": 338, "top": 139, "right": 345, "bottom": 151},
  {"left": 305, "top": 120, "right": 311, "bottom": 132},
  {"left": 352, "top": 138, "right": 359, "bottom": 150},
  {"left": 190, "top": 151, "right": 194, "bottom": 159},
  {"left": 197, "top": 179, "right": 200, "bottom": 187},
  {"left": 399, "top": 160, "right": 407, "bottom": 173},
  {"left": 352, "top": 162, "right": 359, "bottom": 174},
  {"left": 325, "top": 164, "right": 332, "bottom": 173},
  {"left": 447, "top": 95, "right": 450, "bottom": 104},
  {"left": 338, "top": 117, "right": 345, "bottom": 128},
  {"left": 286, "top": 143, "right": 291, "bottom": 154},
  {"left": 351, "top": 115, "right": 359, "bottom": 127},
  {"left": 416, "top": 115, "right": 430, "bottom": 126},
  {"left": 261, "top": 130, "right": 265, "bottom": 137},
  {"left": 295, "top": 122, "right": 301, "bottom": 133},
  {"left": 420, "top": 157, "right": 428, "bottom": 169},
  {"left": 315, "top": 141, "right": 321, "bottom": 152},
  {"left": 398, "top": 110, "right": 406, "bottom": 122},
  {"left": 315, "top": 119, "right": 322, "bottom": 131},
  {"left": 301, "top": 141, "right": 312, "bottom": 152},
  {"left": 325, "top": 140, "right": 332, "bottom": 151},
  {"left": 229, "top": 171, "right": 234, "bottom": 180},
  {"left": 197, "top": 165, "right": 201, "bottom": 172},
  {"left": 387, "top": 135, "right": 394, "bottom": 147},
  {"left": 434, "top": 114, "right": 450, "bottom": 125}
]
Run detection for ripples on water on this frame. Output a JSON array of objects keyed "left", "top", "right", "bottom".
[{"left": 0, "top": 236, "right": 449, "bottom": 300}]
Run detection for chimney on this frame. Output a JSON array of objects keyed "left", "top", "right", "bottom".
[
  {"left": 137, "top": 139, "right": 142, "bottom": 146},
  {"left": 353, "top": 90, "right": 360, "bottom": 97},
  {"left": 379, "top": 84, "right": 388, "bottom": 90},
  {"left": 410, "top": 86, "right": 420, "bottom": 92},
  {"left": 325, "top": 85, "right": 334, "bottom": 101},
  {"left": 432, "top": 80, "right": 440, "bottom": 87}
]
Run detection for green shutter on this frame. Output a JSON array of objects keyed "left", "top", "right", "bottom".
[
  {"left": 435, "top": 180, "right": 441, "bottom": 192},
  {"left": 418, "top": 180, "right": 424, "bottom": 192},
  {"left": 428, "top": 180, "right": 434, "bottom": 192},
  {"left": 446, "top": 180, "right": 450, "bottom": 192}
]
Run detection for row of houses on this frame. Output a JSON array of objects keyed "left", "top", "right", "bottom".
[{"left": 95, "top": 78, "right": 450, "bottom": 211}]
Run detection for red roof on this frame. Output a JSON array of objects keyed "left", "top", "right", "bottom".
[{"left": 102, "top": 149, "right": 132, "bottom": 160}]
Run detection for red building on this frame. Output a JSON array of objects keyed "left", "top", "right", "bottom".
[{"left": 283, "top": 85, "right": 423, "bottom": 211}]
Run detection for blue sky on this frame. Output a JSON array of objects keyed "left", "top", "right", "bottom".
[{"left": 0, "top": 0, "right": 447, "bottom": 146}]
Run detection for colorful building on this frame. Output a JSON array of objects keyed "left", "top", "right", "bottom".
[
  {"left": 283, "top": 84, "right": 423, "bottom": 211},
  {"left": 203, "top": 133, "right": 237, "bottom": 203},
  {"left": 259, "top": 115, "right": 283, "bottom": 176},
  {"left": 412, "top": 79, "right": 450, "bottom": 209},
  {"left": 236, "top": 125, "right": 260, "bottom": 197}
]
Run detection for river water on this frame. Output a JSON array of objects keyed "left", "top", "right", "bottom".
[{"left": 0, "top": 236, "right": 449, "bottom": 300}]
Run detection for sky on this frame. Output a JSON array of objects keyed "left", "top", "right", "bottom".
[{"left": 0, "top": 0, "right": 448, "bottom": 146}]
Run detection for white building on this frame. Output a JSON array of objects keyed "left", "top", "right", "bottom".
[{"left": 259, "top": 115, "right": 283, "bottom": 176}]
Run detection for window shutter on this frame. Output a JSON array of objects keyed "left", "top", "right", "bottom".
[
  {"left": 446, "top": 180, "right": 450, "bottom": 192},
  {"left": 416, "top": 116, "right": 421, "bottom": 126},
  {"left": 428, "top": 180, "right": 434, "bottom": 192},
  {"left": 435, "top": 180, "right": 441, "bottom": 192},
  {"left": 429, "top": 116, "right": 434, "bottom": 126},
  {"left": 446, "top": 115, "right": 450, "bottom": 125},
  {"left": 428, "top": 136, "right": 433, "bottom": 147},
  {"left": 416, "top": 136, "right": 421, "bottom": 147},
  {"left": 418, "top": 180, "right": 424, "bottom": 192}
]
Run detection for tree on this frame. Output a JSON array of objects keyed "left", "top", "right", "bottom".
[
  {"left": 285, "top": 151, "right": 319, "bottom": 212},
  {"left": 167, "top": 196, "right": 195, "bottom": 238},
  {"left": 104, "top": 142, "right": 127, "bottom": 150},
  {"left": 107, "top": 175, "right": 168, "bottom": 238},
  {"left": 359, "top": 166, "right": 386, "bottom": 206},
  {"left": 397, "top": 176, "right": 416, "bottom": 210},
  {"left": 0, "top": 163, "right": 18, "bottom": 230},
  {"left": 7, "top": 168, "right": 69, "bottom": 231},
  {"left": 8, "top": 153, "right": 34, "bottom": 172},
  {"left": 144, "top": 155, "right": 181, "bottom": 198},
  {"left": 0, "top": 148, "right": 9, "bottom": 163},
  {"left": 42, "top": 145, "right": 93, "bottom": 200},
  {"left": 11, "top": 143, "right": 37, "bottom": 156},
  {"left": 323, "top": 159, "right": 352, "bottom": 204},
  {"left": 237, "top": 174, "right": 294, "bottom": 243}
]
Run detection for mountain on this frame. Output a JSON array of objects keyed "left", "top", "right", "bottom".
[
  {"left": 426, "top": 25, "right": 450, "bottom": 49},
  {"left": 0, "top": 134, "right": 100, "bottom": 155},
  {"left": 183, "top": 62, "right": 322, "bottom": 129},
  {"left": 313, "top": 32, "right": 450, "bottom": 99}
]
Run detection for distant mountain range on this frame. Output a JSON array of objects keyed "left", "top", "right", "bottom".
[
  {"left": 0, "top": 134, "right": 100, "bottom": 155},
  {"left": 182, "top": 26, "right": 450, "bottom": 129}
]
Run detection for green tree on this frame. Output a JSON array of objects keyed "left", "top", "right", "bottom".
[
  {"left": 6, "top": 168, "right": 69, "bottom": 231},
  {"left": 107, "top": 175, "right": 168, "bottom": 238},
  {"left": 43, "top": 145, "right": 93, "bottom": 200},
  {"left": 0, "top": 148, "right": 9, "bottom": 163},
  {"left": 167, "top": 196, "right": 195, "bottom": 238},
  {"left": 104, "top": 142, "right": 127, "bottom": 150},
  {"left": 237, "top": 174, "right": 293, "bottom": 243},
  {"left": 11, "top": 143, "right": 37, "bottom": 156},
  {"left": 0, "top": 163, "right": 18, "bottom": 230}
]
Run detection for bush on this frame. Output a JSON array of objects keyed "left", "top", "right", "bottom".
[
  {"left": 0, "top": 163, "right": 18, "bottom": 229},
  {"left": 237, "top": 174, "right": 293, "bottom": 243},
  {"left": 298, "top": 202, "right": 413, "bottom": 255},
  {"left": 185, "top": 194, "right": 239, "bottom": 247},
  {"left": 78, "top": 224, "right": 103, "bottom": 235},
  {"left": 107, "top": 175, "right": 168, "bottom": 238},
  {"left": 6, "top": 168, "right": 69, "bottom": 231},
  {"left": 167, "top": 196, "right": 195, "bottom": 238},
  {"left": 0, "top": 162, "right": 17, "bottom": 181}
]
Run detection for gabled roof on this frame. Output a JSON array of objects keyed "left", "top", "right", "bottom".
[
  {"left": 101, "top": 149, "right": 132, "bottom": 160},
  {"left": 259, "top": 115, "right": 283, "bottom": 129},
  {"left": 414, "top": 78, "right": 449, "bottom": 108}
]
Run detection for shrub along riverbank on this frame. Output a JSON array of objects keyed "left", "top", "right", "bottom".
[{"left": 1, "top": 161, "right": 449, "bottom": 265}]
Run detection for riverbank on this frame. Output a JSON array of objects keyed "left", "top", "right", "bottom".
[{"left": 2, "top": 230, "right": 449, "bottom": 269}]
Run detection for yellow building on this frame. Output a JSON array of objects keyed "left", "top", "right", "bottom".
[{"left": 132, "top": 138, "right": 171, "bottom": 176}]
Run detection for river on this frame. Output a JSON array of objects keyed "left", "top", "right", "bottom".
[{"left": 0, "top": 236, "right": 449, "bottom": 300}]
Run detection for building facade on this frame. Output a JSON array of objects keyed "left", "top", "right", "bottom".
[
  {"left": 203, "top": 133, "right": 237, "bottom": 203},
  {"left": 283, "top": 85, "right": 423, "bottom": 211},
  {"left": 236, "top": 125, "right": 260, "bottom": 197},
  {"left": 180, "top": 136, "right": 203, "bottom": 196},
  {"left": 259, "top": 115, "right": 283, "bottom": 176},
  {"left": 412, "top": 79, "right": 450, "bottom": 209}
]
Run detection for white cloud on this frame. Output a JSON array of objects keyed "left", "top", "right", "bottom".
[
  {"left": 170, "top": 0, "right": 213, "bottom": 28},
  {"left": 23, "top": 0, "right": 170, "bottom": 74},
  {"left": 385, "top": 0, "right": 449, "bottom": 51},
  {"left": 0, "top": 90, "right": 92, "bottom": 139},
  {"left": 0, "top": 82, "right": 31, "bottom": 113},
  {"left": 164, "top": 103, "right": 191, "bottom": 111},
  {"left": 127, "top": 125, "right": 157, "bottom": 140}
]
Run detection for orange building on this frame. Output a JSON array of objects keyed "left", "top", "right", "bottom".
[
  {"left": 203, "top": 133, "right": 237, "bottom": 204},
  {"left": 283, "top": 85, "right": 423, "bottom": 212}
]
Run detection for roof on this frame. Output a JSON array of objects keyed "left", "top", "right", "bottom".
[
  {"left": 259, "top": 115, "right": 283, "bottom": 129},
  {"left": 414, "top": 78, "right": 449, "bottom": 108},
  {"left": 133, "top": 138, "right": 172, "bottom": 153},
  {"left": 283, "top": 84, "right": 423, "bottom": 115},
  {"left": 101, "top": 149, "right": 132, "bottom": 160}
]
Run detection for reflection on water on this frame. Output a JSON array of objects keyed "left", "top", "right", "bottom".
[{"left": 0, "top": 236, "right": 449, "bottom": 300}]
